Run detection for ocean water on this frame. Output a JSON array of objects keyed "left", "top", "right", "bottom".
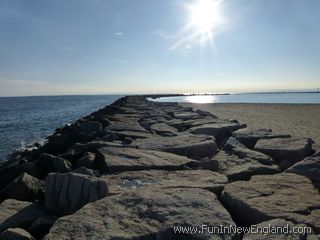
[
  {"left": 152, "top": 92, "right": 320, "bottom": 104},
  {"left": 0, "top": 95, "right": 121, "bottom": 162}
]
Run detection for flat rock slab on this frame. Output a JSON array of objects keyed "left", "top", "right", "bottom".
[
  {"left": 104, "top": 169, "right": 228, "bottom": 195},
  {"left": 285, "top": 152, "right": 320, "bottom": 187},
  {"left": 214, "top": 138, "right": 280, "bottom": 181},
  {"left": 0, "top": 228, "right": 35, "bottom": 240},
  {"left": 254, "top": 137, "right": 313, "bottom": 169},
  {"left": 45, "top": 173, "right": 108, "bottom": 215},
  {"left": 149, "top": 123, "right": 178, "bottom": 134},
  {"left": 243, "top": 218, "right": 317, "bottom": 240},
  {"left": 0, "top": 199, "right": 52, "bottom": 233},
  {"left": 214, "top": 151, "right": 280, "bottom": 181},
  {"left": 107, "top": 130, "right": 154, "bottom": 139},
  {"left": 224, "top": 137, "right": 276, "bottom": 165},
  {"left": 221, "top": 173, "right": 320, "bottom": 233},
  {"left": 189, "top": 122, "right": 246, "bottom": 139},
  {"left": 96, "top": 147, "right": 196, "bottom": 173},
  {"left": 44, "top": 188, "right": 237, "bottom": 240},
  {"left": 167, "top": 117, "right": 225, "bottom": 132},
  {"left": 132, "top": 133, "right": 217, "bottom": 159},
  {"left": 173, "top": 111, "right": 200, "bottom": 120},
  {"left": 234, "top": 128, "right": 291, "bottom": 149},
  {"left": 107, "top": 118, "right": 148, "bottom": 132}
]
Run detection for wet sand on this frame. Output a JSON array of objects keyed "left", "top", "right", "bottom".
[{"left": 182, "top": 103, "right": 320, "bottom": 150}]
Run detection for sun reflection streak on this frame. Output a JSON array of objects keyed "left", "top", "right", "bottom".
[{"left": 185, "top": 95, "right": 217, "bottom": 103}]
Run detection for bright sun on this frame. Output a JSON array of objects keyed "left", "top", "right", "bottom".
[{"left": 188, "top": 0, "right": 222, "bottom": 40}]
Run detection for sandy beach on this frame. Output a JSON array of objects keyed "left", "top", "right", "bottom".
[{"left": 183, "top": 103, "right": 320, "bottom": 150}]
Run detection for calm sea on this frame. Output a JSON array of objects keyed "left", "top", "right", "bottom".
[
  {"left": 152, "top": 92, "right": 320, "bottom": 104},
  {"left": 0, "top": 95, "right": 121, "bottom": 162}
]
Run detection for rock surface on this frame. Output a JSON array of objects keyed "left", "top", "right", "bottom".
[
  {"left": 0, "top": 199, "right": 52, "bottom": 233},
  {"left": 105, "top": 169, "right": 228, "bottom": 195},
  {"left": 234, "top": 128, "right": 291, "bottom": 149},
  {"left": 150, "top": 122, "right": 178, "bottom": 134},
  {"left": 0, "top": 228, "right": 35, "bottom": 240},
  {"left": 45, "top": 172, "right": 108, "bottom": 215},
  {"left": 96, "top": 146, "right": 197, "bottom": 173},
  {"left": 44, "top": 188, "right": 237, "bottom": 240},
  {"left": 74, "top": 151, "right": 95, "bottom": 169},
  {"left": 132, "top": 133, "right": 217, "bottom": 159},
  {"left": 254, "top": 138, "right": 314, "bottom": 169},
  {"left": 221, "top": 173, "right": 320, "bottom": 233},
  {"left": 189, "top": 121, "right": 246, "bottom": 139},
  {"left": 0, "top": 173, "right": 44, "bottom": 202},
  {"left": 28, "top": 216, "right": 57, "bottom": 239},
  {"left": 36, "top": 153, "right": 72, "bottom": 178},
  {"left": 285, "top": 152, "right": 320, "bottom": 187},
  {"left": 214, "top": 138, "right": 280, "bottom": 180},
  {"left": 107, "top": 118, "right": 148, "bottom": 132}
]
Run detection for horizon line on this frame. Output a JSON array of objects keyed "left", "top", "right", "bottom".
[{"left": 0, "top": 88, "right": 319, "bottom": 98}]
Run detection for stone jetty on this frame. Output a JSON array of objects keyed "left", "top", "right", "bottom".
[{"left": 0, "top": 95, "right": 319, "bottom": 239}]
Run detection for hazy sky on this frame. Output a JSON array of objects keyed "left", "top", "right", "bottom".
[{"left": 0, "top": 0, "right": 319, "bottom": 96}]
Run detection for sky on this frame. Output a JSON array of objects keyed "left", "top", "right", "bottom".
[{"left": 0, "top": 0, "right": 319, "bottom": 96}]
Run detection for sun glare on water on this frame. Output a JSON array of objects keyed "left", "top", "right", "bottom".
[{"left": 186, "top": 95, "right": 217, "bottom": 103}]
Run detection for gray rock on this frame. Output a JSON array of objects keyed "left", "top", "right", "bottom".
[
  {"left": 106, "top": 130, "right": 154, "bottom": 139},
  {"left": 0, "top": 173, "right": 44, "bottom": 202},
  {"left": 196, "top": 109, "right": 217, "bottom": 118},
  {"left": 60, "top": 141, "right": 128, "bottom": 161},
  {"left": 285, "top": 152, "right": 320, "bottom": 186},
  {"left": 212, "top": 138, "right": 280, "bottom": 181},
  {"left": 78, "top": 121, "right": 102, "bottom": 135},
  {"left": 254, "top": 137, "right": 314, "bottom": 169},
  {"left": 107, "top": 118, "right": 148, "bottom": 132},
  {"left": 29, "top": 217, "right": 57, "bottom": 239},
  {"left": 0, "top": 199, "right": 52, "bottom": 233},
  {"left": 72, "top": 167, "right": 100, "bottom": 177},
  {"left": 101, "top": 131, "right": 119, "bottom": 142},
  {"left": 74, "top": 152, "right": 95, "bottom": 169},
  {"left": 44, "top": 188, "right": 237, "bottom": 240},
  {"left": 123, "top": 137, "right": 134, "bottom": 144},
  {"left": 92, "top": 115, "right": 111, "bottom": 127},
  {"left": 150, "top": 123, "right": 178, "bottom": 134},
  {"left": 36, "top": 153, "right": 72, "bottom": 178},
  {"left": 139, "top": 118, "right": 163, "bottom": 130},
  {"left": 105, "top": 169, "right": 228, "bottom": 195},
  {"left": 234, "top": 128, "right": 291, "bottom": 149},
  {"left": 224, "top": 137, "right": 276, "bottom": 165},
  {"left": 188, "top": 158, "right": 219, "bottom": 171},
  {"left": 132, "top": 133, "right": 217, "bottom": 159},
  {"left": 173, "top": 111, "right": 201, "bottom": 120},
  {"left": 243, "top": 219, "right": 317, "bottom": 240},
  {"left": 45, "top": 172, "right": 108, "bottom": 215},
  {"left": 0, "top": 162, "right": 37, "bottom": 192},
  {"left": 189, "top": 122, "right": 246, "bottom": 144},
  {"left": 214, "top": 151, "right": 280, "bottom": 181},
  {"left": 96, "top": 147, "right": 197, "bottom": 173},
  {"left": 221, "top": 173, "right": 320, "bottom": 233},
  {"left": 0, "top": 228, "right": 35, "bottom": 240},
  {"left": 167, "top": 117, "right": 222, "bottom": 131},
  {"left": 171, "top": 117, "right": 222, "bottom": 127}
]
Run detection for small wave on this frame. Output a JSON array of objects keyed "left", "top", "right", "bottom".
[{"left": 18, "top": 137, "right": 47, "bottom": 152}]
